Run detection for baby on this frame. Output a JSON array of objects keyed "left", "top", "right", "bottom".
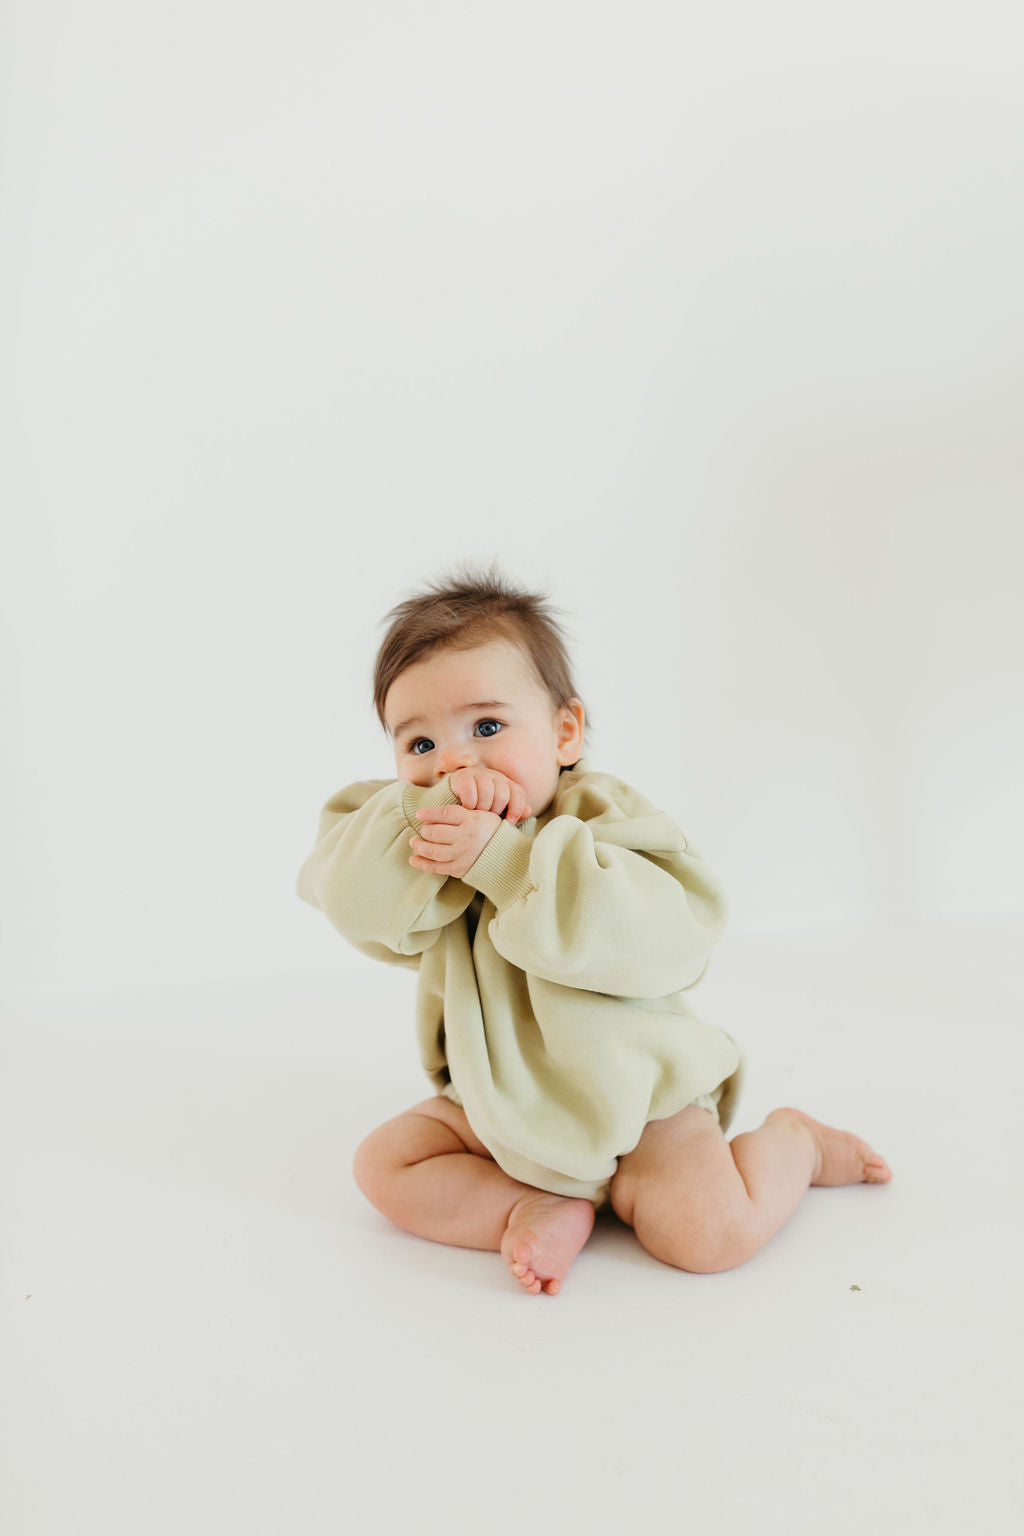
[{"left": 297, "top": 563, "right": 891, "bottom": 1296}]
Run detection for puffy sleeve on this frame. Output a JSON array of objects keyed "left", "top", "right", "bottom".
[
  {"left": 296, "top": 773, "right": 477, "bottom": 968},
  {"left": 457, "top": 771, "right": 729, "bottom": 999}
]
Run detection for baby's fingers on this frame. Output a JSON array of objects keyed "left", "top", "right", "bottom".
[
  {"left": 476, "top": 776, "right": 503, "bottom": 815},
  {"left": 509, "top": 786, "right": 533, "bottom": 824},
  {"left": 411, "top": 823, "right": 455, "bottom": 844},
  {"left": 449, "top": 769, "right": 478, "bottom": 809}
]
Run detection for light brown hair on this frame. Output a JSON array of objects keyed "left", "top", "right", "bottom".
[{"left": 372, "top": 559, "right": 592, "bottom": 758}]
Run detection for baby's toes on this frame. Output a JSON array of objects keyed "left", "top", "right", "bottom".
[
  {"left": 509, "top": 1247, "right": 540, "bottom": 1292},
  {"left": 511, "top": 1238, "right": 534, "bottom": 1267}
]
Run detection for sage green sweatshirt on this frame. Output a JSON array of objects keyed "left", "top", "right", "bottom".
[{"left": 296, "top": 758, "right": 744, "bottom": 1207}]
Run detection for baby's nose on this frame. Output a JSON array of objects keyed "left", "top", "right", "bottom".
[{"left": 436, "top": 749, "right": 476, "bottom": 777}]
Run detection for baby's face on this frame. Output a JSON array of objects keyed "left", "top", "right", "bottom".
[{"left": 384, "top": 638, "right": 584, "bottom": 818}]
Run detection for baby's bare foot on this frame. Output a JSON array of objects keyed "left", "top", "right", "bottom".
[
  {"left": 500, "top": 1190, "right": 596, "bottom": 1296},
  {"left": 768, "top": 1107, "right": 893, "bottom": 1186}
]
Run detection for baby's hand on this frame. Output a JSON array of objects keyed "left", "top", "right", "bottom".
[
  {"left": 447, "top": 767, "right": 532, "bottom": 826},
  {"left": 409, "top": 805, "right": 503, "bottom": 880}
]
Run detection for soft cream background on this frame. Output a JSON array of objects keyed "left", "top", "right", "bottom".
[
  {"left": 4, "top": 13, "right": 1024, "bottom": 1536},
  {"left": 3, "top": 0, "right": 1022, "bottom": 993}
]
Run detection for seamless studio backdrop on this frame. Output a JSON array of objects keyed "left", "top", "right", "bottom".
[
  {"left": 2, "top": 2, "right": 1021, "bottom": 997},
  {"left": 2, "top": 6, "right": 1023, "bottom": 1533}
]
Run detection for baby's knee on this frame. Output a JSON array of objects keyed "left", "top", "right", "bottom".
[
  {"left": 643, "top": 1217, "right": 749, "bottom": 1275},
  {"left": 665, "top": 1224, "right": 747, "bottom": 1274},
  {"left": 351, "top": 1126, "right": 390, "bottom": 1205},
  {"left": 615, "top": 1174, "right": 751, "bottom": 1274},
  {"left": 351, "top": 1110, "right": 463, "bottom": 1207}
]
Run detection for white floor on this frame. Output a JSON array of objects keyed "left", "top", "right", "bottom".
[{"left": 3, "top": 920, "right": 1022, "bottom": 1535}]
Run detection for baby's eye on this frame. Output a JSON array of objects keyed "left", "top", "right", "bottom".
[{"left": 407, "top": 719, "right": 504, "bottom": 756}]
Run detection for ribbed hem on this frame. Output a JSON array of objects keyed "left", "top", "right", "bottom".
[
  {"left": 460, "top": 820, "right": 536, "bottom": 908},
  {"left": 400, "top": 775, "right": 461, "bottom": 829}
]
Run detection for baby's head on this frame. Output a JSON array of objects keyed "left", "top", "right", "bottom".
[{"left": 373, "top": 561, "right": 591, "bottom": 820}]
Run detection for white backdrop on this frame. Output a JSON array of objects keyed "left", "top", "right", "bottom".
[{"left": 3, "top": 1, "right": 1022, "bottom": 995}]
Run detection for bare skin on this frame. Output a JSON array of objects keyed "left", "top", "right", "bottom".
[
  {"left": 352, "top": 1094, "right": 892, "bottom": 1295},
  {"left": 500, "top": 1189, "right": 596, "bottom": 1295},
  {"left": 773, "top": 1106, "right": 892, "bottom": 1186},
  {"left": 609, "top": 1101, "right": 892, "bottom": 1275}
]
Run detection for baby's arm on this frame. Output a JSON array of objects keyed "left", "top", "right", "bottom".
[
  {"left": 455, "top": 779, "right": 728, "bottom": 998},
  {"left": 296, "top": 774, "right": 478, "bottom": 965}
]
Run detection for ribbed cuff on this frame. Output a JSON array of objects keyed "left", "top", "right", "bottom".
[
  {"left": 400, "top": 775, "right": 461, "bottom": 828},
  {"left": 460, "top": 819, "right": 536, "bottom": 908}
]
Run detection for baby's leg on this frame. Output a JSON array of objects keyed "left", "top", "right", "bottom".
[
  {"left": 609, "top": 1105, "right": 892, "bottom": 1274},
  {"left": 352, "top": 1097, "right": 595, "bottom": 1295}
]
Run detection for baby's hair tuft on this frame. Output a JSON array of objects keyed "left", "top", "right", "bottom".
[{"left": 372, "top": 558, "right": 592, "bottom": 755}]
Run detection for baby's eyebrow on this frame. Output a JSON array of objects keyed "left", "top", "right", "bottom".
[{"left": 391, "top": 700, "right": 513, "bottom": 739}]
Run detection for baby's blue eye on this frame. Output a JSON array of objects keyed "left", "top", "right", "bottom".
[{"left": 408, "top": 719, "right": 503, "bottom": 755}]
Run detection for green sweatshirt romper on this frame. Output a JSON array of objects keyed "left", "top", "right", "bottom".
[{"left": 297, "top": 759, "right": 744, "bottom": 1210}]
